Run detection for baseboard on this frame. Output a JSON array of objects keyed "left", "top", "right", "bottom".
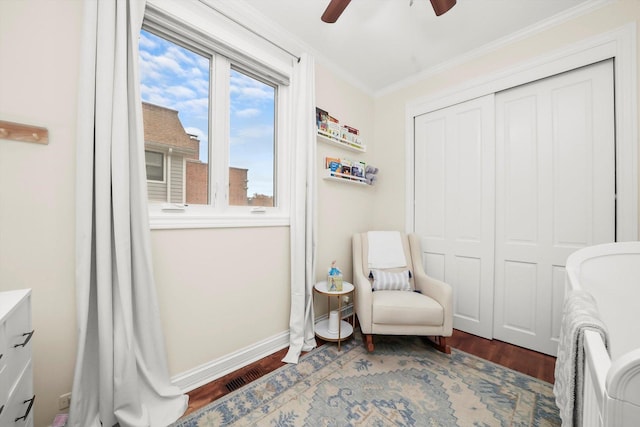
[
  {"left": 171, "top": 330, "right": 290, "bottom": 392},
  {"left": 171, "top": 304, "right": 354, "bottom": 393}
]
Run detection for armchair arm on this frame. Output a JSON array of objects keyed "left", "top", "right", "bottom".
[
  {"left": 409, "top": 234, "right": 453, "bottom": 335},
  {"left": 352, "top": 234, "right": 373, "bottom": 333}
]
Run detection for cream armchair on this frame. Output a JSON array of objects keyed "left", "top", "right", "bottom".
[{"left": 352, "top": 232, "right": 453, "bottom": 353}]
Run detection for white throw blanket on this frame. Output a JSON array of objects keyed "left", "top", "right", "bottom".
[
  {"left": 367, "top": 231, "right": 407, "bottom": 269},
  {"left": 553, "top": 289, "right": 609, "bottom": 427}
]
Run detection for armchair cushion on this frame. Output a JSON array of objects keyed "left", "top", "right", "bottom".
[
  {"left": 372, "top": 291, "right": 444, "bottom": 326},
  {"left": 367, "top": 231, "right": 407, "bottom": 268},
  {"left": 370, "top": 269, "right": 411, "bottom": 291}
]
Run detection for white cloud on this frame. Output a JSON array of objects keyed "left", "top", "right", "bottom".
[
  {"left": 235, "top": 108, "right": 260, "bottom": 118},
  {"left": 166, "top": 45, "right": 196, "bottom": 65},
  {"left": 153, "top": 54, "right": 184, "bottom": 76},
  {"left": 139, "top": 52, "right": 164, "bottom": 82},
  {"left": 230, "top": 71, "right": 274, "bottom": 102},
  {"left": 139, "top": 33, "right": 157, "bottom": 50},
  {"left": 175, "top": 97, "right": 209, "bottom": 116},
  {"left": 232, "top": 124, "right": 273, "bottom": 143},
  {"left": 191, "top": 78, "right": 210, "bottom": 96},
  {"left": 188, "top": 67, "right": 204, "bottom": 80},
  {"left": 140, "top": 84, "right": 171, "bottom": 107},
  {"left": 166, "top": 85, "right": 197, "bottom": 99},
  {"left": 244, "top": 87, "right": 273, "bottom": 100},
  {"left": 230, "top": 84, "right": 274, "bottom": 101}
]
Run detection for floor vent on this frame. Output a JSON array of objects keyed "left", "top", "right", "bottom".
[{"left": 225, "top": 367, "right": 265, "bottom": 392}]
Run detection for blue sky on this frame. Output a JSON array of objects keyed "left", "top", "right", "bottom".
[{"left": 138, "top": 29, "right": 275, "bottom": 197}]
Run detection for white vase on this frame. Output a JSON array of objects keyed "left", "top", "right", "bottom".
[{"left": 328, "top": 310, "right": 339, "bottom": 334}]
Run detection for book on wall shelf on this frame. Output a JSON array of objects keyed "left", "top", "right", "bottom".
[
  {"left": 317, "top": 129, "right": 366, "bottom": 152},
  {"left": 323, "top": 157, "right": 369, "bottom": 186},
  {"left": 322, "top": 169, "right": 369, "bottom": 185},
  {"left": 325, "top": 156, "right": 342, "bottom": 176},
  {"left": 316, "top": 107, "right": 366, "bottom": 152}
]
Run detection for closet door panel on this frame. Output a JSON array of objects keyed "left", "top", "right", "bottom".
[
  {"left": 494, "top": 60, "right": 615, "bottom": 355},
  {"left": 503, "top": 95, "right": 539, "bottom": 244},
  {"left": 415, "top": 116, "right": 446, "bottom": 242},
  {"left": 455, "top": 110, "right": 483, "bottom": 242},
  {"left": 453, "top": 255, "right": 482, "bottom": 322},
  {"left": 414, "top": 94, "right": 495, "bottom": 339},
  {"left": 502, "top": 261, "right": 537, "bottom": 333}
]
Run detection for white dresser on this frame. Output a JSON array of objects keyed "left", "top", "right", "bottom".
[{"left": 0, "top": 289, "right": 34, "bottom": 427}]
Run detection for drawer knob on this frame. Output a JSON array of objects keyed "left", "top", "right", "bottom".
[
  {"left": 13, "top": 330, "right": 34, "bottom": 348},
  {"left": 15, "top": 395, "right": 35, "bottom": 422}
]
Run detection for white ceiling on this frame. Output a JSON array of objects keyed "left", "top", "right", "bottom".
[{"left": 237, "top": 0, "right": 604, "bottom": 95}]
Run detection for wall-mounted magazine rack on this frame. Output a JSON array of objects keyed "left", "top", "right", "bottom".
[
  {"left": 317, "top": 130, "right": 366, "bottom": 153},
  {"left": 322, "top": 169, "right": 369, "bottom": 186}
]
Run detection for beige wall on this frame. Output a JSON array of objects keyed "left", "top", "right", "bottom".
[
  {"left": 152, "top": 227, "right": 291, "bottom": 374},
  {"left": 373, "top": 0, "right": 640, "bottom": 233},
  {"left": 0, "top": 0, "right": 638, "bottom": 426},
  {"left": 315, "top": 62, "right": 376, "bottom": 289},
  {"left": 0, "top": 1, "right": 81, "bottom": 426}
]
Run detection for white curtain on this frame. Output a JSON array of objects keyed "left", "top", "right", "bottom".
[
  {"left": 69, "top": 1, "right": 188, "bottom": 426},
  {"left": 283, "top": 54, "right": 318, "bottom": 364}
]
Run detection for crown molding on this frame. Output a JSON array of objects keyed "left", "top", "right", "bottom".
[
  {"left": 199, "top": 0, "right": 375, "bottom": 95},
  {"left": 375, "top": 0, "right": 614, "bottom": 97}
]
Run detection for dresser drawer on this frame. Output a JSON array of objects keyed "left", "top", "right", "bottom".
[
  {"left": 0, "top": 361, "right": 34, "bottom": 427},
  {"left": 0, "top": 321, "right": 7, "bottom": 403},
  {"left": 3, "top": 294, "right": 32, "bottom": 398}
]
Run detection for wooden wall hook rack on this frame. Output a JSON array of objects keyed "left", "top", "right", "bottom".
[{"left": 0, "top": 120, "right": 49, "bottom": 145}]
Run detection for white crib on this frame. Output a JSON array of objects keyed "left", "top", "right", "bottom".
[{"left": 565, "top": 242, "right": 640, "bottom": 427}]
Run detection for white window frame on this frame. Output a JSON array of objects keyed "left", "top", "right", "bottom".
[
  {"left": 142, "top": 2, "right": 292, "bottom": 229},
  {"left": 145, "top": 150, "right": 166, "bottom": 183}
]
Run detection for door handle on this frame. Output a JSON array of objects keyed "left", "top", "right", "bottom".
[
  {"left": 15, "top": 395, "right": 35, "bottom": 422},
  {"left": 13, "top": 330, "right": 34, "bottom": 348}
]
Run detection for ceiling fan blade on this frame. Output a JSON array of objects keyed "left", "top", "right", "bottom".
[
  {"left": 430, "top": 0, "right": 456, "bottom": 16},
  {"left": 321, "top": 0, "right": 352, "bottom": 23}
]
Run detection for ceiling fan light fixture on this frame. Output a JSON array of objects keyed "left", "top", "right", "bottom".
[
  {"left": 321, "top": 0, "right": 352, "bottom": 23},
  {"left": 429, "top": 0, "right": 456, "bottom": 16}
]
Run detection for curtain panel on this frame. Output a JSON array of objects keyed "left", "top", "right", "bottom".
[
  {"left": 70, "top": 1, "right": 187, "bottom": 426},
  {"left": 283, "top": 54, "right": 318, "bottom": 364}
]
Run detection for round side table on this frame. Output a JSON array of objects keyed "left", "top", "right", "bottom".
[{"left": 313, "top": 280, "right": 355, "bottom": 350}]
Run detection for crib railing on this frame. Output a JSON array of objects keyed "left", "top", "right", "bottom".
[
  {"left": 583, "top": 330, "right": 611, "bottom": 427},
  {"left": 582, "top": 329, "right": 640, "bottom": 427}
]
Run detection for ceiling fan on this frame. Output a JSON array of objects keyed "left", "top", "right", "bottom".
[{"left": 321, "top": 0, "right": 457, "bottom": 23}]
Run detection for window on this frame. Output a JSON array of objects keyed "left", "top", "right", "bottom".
[
  {"left": 139, "top": 29, "right": 210, "bottom": 206},
  {"left": 145, "top": 151, "right": 164, "bottom": 182},
  {"left": 139, "top": 23, "right": 283, "bottom": 223},
  {"left": 229, "top": 68, "right": 275, "bottom": 207}
]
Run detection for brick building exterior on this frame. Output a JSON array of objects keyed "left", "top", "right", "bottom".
[
  {"left": 229, "top": 167, "right": 248, "bottom": 206},
  {"left": 142, "top": 102, "right": 205, "bottom": 204},
  {"left": 142, "top": 102, "right": 272, "bottom": 207}
]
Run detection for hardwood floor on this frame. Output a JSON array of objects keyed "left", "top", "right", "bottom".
[
  {"left": 447, "top": 329, "right": 557, "bottom": 384},
  {"left": 183, "top": 329, "right": 557, "bottom": 417}
]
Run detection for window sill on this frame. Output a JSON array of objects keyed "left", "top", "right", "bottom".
[{"left": 148, "top": 205, "right": 290, "bottom": 229}]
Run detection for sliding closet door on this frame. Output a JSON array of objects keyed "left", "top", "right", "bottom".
[
  {"left": 493, "top": 60, "right": 615, "bottom": 356},
  {"left": 414, "top": 95, "right": 495, "bottom": 339}
]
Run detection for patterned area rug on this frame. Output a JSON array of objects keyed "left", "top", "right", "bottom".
[{"left": 173, "top": 334, "right": 560, "bottom": 426}]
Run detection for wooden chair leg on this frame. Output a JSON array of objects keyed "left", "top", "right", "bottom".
[
  {"left": 424, "top": 336, "right": 451, "bottom": 354},
  {"left": 363, "top": 334, "right": 375, "bottom": 352},
  {"left": 434, "top": 336, "right": 451, "bottom": 354}
]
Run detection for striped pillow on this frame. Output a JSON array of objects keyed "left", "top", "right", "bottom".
[{"left": 371, "top": 269, "right": 411, "bottom": 291}]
